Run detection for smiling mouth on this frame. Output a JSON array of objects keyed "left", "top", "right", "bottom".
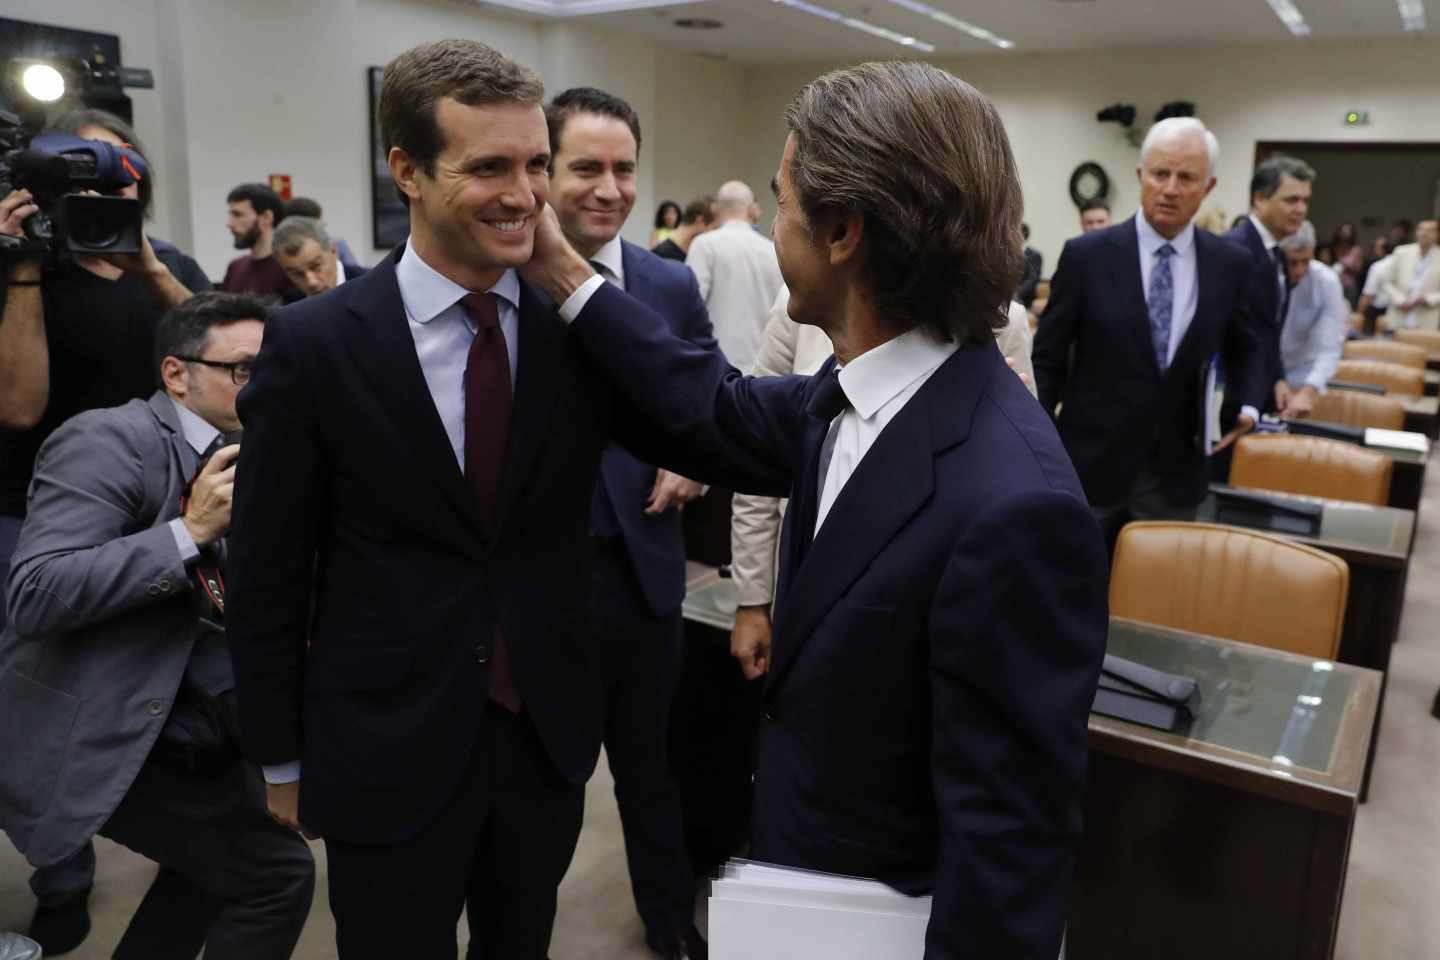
[{"left": 485, "top": 217, "right": 530, "bottom": 234}]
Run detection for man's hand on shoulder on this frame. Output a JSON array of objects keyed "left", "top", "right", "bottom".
[{"left": 517, "top": 204, "right": 595, "bottom": 306}]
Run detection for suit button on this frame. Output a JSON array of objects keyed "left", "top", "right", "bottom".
[
  {"left": 145, "top": 699, "right": 164, "bottom": 716},
  {"left": 158, "top": 578, "right": 172, "bottom": 593},
  {"left": 763, "top": 709, "right": 776, "bottom": 723},
  {"left": 145, "top": 584, "right": 161, "bottom": 597},
  {"left": 476, "top": 642, "right": 491, "bottom": 664}
]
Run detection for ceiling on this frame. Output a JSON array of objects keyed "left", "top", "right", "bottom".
[{"left": 471, "top": 0, "right": 1435, "bottom": 64}]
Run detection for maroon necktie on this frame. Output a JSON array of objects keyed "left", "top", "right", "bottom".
[{"left": 460, "top": 292, "right": 521, "bottom": 713}]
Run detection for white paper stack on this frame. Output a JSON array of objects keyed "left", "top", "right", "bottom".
[
  {"left": 708, "top": 860, "right": 931, "bottom": 960},
  {"left": 1364, "top": 427, "right": 1430, "bottom": 456}
]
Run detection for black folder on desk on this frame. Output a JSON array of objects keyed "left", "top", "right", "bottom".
[
  {"left": 1327, "top": 380, "right": 1386, "bottom": 396},
  {"left": 1213, "top": 486, "right": 1323, "bottom": 536},
  {"left": 1092, "top": 655, "right": 1201, "bottom": 732},
  {"left": 1284, "top": 419, "right": 1366, "bottom": 444}
]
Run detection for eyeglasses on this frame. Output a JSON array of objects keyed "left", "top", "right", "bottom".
[{"left": 175, "top": 357, "right": 254, "bottom": 386}]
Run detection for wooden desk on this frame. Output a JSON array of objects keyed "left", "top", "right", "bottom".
[
  {"left": 1197, "top": 484, "right": 1412, "bottom": 797},
  {"left": 1071, "top": 618, "right": 1381, "bottom": 960},
  {"left": 1402, "top": 394, "right": 1439, "bottom": 438}
]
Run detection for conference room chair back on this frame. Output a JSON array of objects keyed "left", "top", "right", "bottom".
[
  {"left": 1110, "top": 522, "right": 1347, "bottom": 660},
  {"left": 1394, "top": 328, "right": 1440, "bottom": 354},
  {"left": 1230, "top": 434, "right": 1392, "bottom": 507},
  {"left": 1308, "top": 390, "right": 1407, "bottom": 430},
  {"left": 1331, "top": 359, "right": 1425, "bottom": 397},
  {"left": 1342, "top": 339, "right": 1428, "bottom": 369}
]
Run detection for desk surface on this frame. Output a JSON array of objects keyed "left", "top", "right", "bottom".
[
  {"left": 1404, "top": 394, "right": 1439, "bottom": 415},
  {"left": 1093, "top": 618, "right": 1379, "bottom": 815},
  {"left": 1200, "top": 483, "right": 1413, "bottom": 566}
]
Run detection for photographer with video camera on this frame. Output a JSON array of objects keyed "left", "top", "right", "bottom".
[{"left": 0, "top": 107, "right": 209, "bottom": 956}]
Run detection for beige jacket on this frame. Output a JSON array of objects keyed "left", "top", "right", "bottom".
[
  {"left": 729, "top": 290, "right": 1036, "bottom": 608},
  {"left": 1382, "top": 242, "right": 1440, "bottom": 331}
]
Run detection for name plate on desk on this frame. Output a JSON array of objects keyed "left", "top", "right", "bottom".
[{"left": 1213, "top": 487, "right": 1323, "bottom": 536}]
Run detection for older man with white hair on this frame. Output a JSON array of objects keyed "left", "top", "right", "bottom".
[
  {"left": 1034, "top": 116, "right": 1266, "bottom": 547},
  {"left": 683, "top": 180, "right": 783, "bottom": 372},
  {"left": 1275, "top": 221, "right": 1346, "bottom": 419}
]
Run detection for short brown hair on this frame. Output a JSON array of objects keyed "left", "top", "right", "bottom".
[
  {"left": 378, "top": 39, "right": 544, "bottom": 182},
  {"left": 681, "top": 194, "right": 715, "bottom": 226},
  {"left": 784, "top": 61, "right": 1024, "bottom": 343}
]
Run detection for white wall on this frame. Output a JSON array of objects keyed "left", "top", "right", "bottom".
[
  {"left": 739, "top": 39, "right": 1440, "bottom": 273},
  {"left": 651, "top": 47, "right": 748, "bottom": 220}
]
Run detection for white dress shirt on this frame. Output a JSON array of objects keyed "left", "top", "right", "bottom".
[
  {"left": 1362, "top": 255, "right": 1393, "bottom": 309},
  {"left": 1280, "top": 260, "right": 1346, "bottom": 393},
  {"left": 1249, "top": 213, "right": 1287, "bottom": 316},
  {"left": 814, "top": 328, "right": 956, "bottom": 533},
  {"left": 587, "top": 235, "right": 626, "bottom": 289},
  {"left": 684, "top": 220, "right": 784, "bottom": 374},
  {"left": 263, "top": 244, "right": 521, "bottom": 786},
  {"left": 1135, "top": 214, "right": 1199, "bottom": 367}
]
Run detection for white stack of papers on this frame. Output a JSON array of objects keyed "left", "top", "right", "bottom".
[
  {"left": 708, "top": 860, "right": 931, "bottom": 960},
  {"left": 1364, "top": 427, "right": 1429, "bottom": 455}
]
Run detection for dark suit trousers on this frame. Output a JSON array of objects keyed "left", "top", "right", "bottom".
[
  {"left": 1093, "top": 466, "right": 1200, "bottom": 555},
  {"left": 325, "top": 706, "right": 584, "bottom": 960},
  {"left": 590, "top": 538, "right": 694, "bottom": 937},
  {"left": 97, "top": 751, "right": 315, "bottom": 960}
]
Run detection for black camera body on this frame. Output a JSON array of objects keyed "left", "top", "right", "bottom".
[{"left": 0, "top": 109, "right": 149, "bottom": 260}]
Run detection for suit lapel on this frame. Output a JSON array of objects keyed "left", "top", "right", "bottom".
[
  {"left": 765, "top": 345, "right": 985, "bottom": 695},
  {"left": 772, "top": 359, "right": 839, "bottom": 612},
  {"left": 1109, "top": 220, "right": 1160, "bottom": 378},
  {"left": 147, "top": 392, "right": 198, "bottom": 478},
  {"left": 1170, "top": 230, "right": 1218, "bottom": 376},
  {"left": 341, "top": 250, "right": 490, "bottom": 542},
  {"left": 495, "top": 281, "right": 564, "bottom": 529}
]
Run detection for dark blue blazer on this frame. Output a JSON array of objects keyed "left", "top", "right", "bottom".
[
  {"left": 225, "top": 248, "right": 779, "bottom": 845},
  {"left": 1224, "top": 217, "right": 1286, "bottom": 400},
  {"left": 569, "top": 281, "right": 1109, "bottom": 960},
  {"left": 594, "top": 241, "right": 717, "bottom": 617},
  {"left": 1033, "top": 217, "right": 1266, "bottom": 508}
]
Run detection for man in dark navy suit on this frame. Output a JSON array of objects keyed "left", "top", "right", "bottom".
[
  {"left": 226, "top": 42, "right": 781, "bottom": 959},
  {"left": 1034, "top": 117, "right": 1267, "bottom": 545},
  {"left": 545, "top": 87, "right": 712, "bottom": 960},
  {"left": 521, "top": 61, "right": 1109, "bottom": 960}
]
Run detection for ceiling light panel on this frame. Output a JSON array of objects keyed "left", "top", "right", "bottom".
[
  {"left": 884, "top": 0, "right": 1015, "bottom": 49},
  {"left": 770, "top": 0, "right": 937, "bottom": 52},
  {"left": 1265, "top": 0, "right": 1312, "bottom": 36},
  {"left": 1397, "top": 0, "right": 1426, "bottom": 31}
]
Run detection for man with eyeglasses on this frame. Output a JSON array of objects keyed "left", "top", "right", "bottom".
[{"left": 0, "top": 291, "right": 316, "bottom": 960}]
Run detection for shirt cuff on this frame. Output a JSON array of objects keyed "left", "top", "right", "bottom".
[
  {"left": 557, "top": 275, "right": 607, "bottom": 324},
  {"left": 1240, "top": 404, "right": 1260, "bottom": 424},
  {"left": 168, "top": 517, "right": 199, "bottom": 564},
  {"left": 262, "top": 761, "right": 301, "bottom": 784}
]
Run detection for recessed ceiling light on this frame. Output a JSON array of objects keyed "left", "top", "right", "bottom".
[
  {"left": 770, "top": 0, "right": 937, "bottom": 52},
  {"left": 1397, "top": 0, "right": 1426, "bottom": 30},
  {"left": 884, "top": 0, "right": 1016, "bottom": 49},
  {"left": 673, "top": 16, "right": 723, "bottom": 29},
  {"left": 1265, "top": 0, "right": 1312, "bottom": 36}
]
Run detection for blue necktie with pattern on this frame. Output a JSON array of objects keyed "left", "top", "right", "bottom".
[{"left": 1148, "top": 243, "right": 1176, "bottom": 370}]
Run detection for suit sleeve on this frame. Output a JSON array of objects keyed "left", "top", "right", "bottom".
[
  {"left": 925, "top": 487, "right": 1108, "bottom": 960},
  {"left": 580, "top": 281, "right": 803, "bottom": 498},
  {"left": 1221, "top": 256, "right": 1270, "bottom": 414},
  {"left": 7, "top": 411, "right": 190, "bottom": 636},
  {"left": 678, "top": 267, "right": 719, "bottom": 353},
  {"left": 226, "top": 313, "right": 324, "bottom": 766},
  {"left": 1031, "top": 240, "right": 1081, "bottom": 416}
]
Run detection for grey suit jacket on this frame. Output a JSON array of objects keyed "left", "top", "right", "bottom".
[{"left": 0, "top": 392, "right": 210, "bottom": 867}]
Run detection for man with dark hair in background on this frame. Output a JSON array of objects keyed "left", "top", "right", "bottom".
[
  {"left": 522, "top": 59, "right": 1108, "bottom": 959},
  {"left": 651, "top": 194, "right": 714, "bottom": 262},
  {"left": 1017, "top": 221, "right": 1043, "bottom": 307},
  {"left": 221, "top": 182, "right": 298, "bottom": 301},
  {"left": 0, "top": 292, "right": 314, "bottom": 959},
  {"left": 1079, "top": 198, "right": 1112, "bottom": 234},
  {"left": 545, "top": 85, "right": 711, "bottom": 960},
  {"left": 0, "top": 107, "right": 211, "bottom": 954},
  {"left": 283, "top": 196, "right": 361, "bottom": 271}
]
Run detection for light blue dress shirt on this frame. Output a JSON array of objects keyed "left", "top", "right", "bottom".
[
  {"left": 1280, "top": 260, "right": 1346, "bottom": 393},
  {"left": 1135, "top": 214, "right": 1198, "bottom": 367}
]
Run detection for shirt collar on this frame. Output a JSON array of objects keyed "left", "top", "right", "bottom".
[
  {"left": 588, "top": 235, "right": 625, "bottom": 287},
  {"left": 168, "top": 396, "right": 221, "bottom": 456},
  {"left": 1249, "top": 213, "right": 1280, "bottom": 250},
  {"left": 396, "top": 242, "right": 520, "bottom": 325},
  {"left": 1136, "top": 213, "right": 1196, "bottom": 258},
  {"left": 836, "top": 326, "right": 957, "bottom": 421},
  {"left": 335, "top": 258, "right": 347, "bottom": 286}
]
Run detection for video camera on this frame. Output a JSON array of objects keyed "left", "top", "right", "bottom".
[{"left": 0, "top": 108, "right": 149, "bottom": 260}]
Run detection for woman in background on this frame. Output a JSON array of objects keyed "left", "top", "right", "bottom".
[{"left": 648, "top": 200, "right": 681, "bottom": 248}]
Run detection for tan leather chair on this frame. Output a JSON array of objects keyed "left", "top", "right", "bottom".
[
  {"left": 1332, "top": 359, "right": 1424, "bottom": 397},
  {"left": 1309, "top": 390, "right": 1406, "bottom": 430},
  {"left": 1230, "top": 434, "right": 1391, "bottom": 506},
  {"left": 1111, "top": 522, "right": 1347, "bottom": 660},
  {"left": 1342, "top": 339, "right": 1428, "bottom": 369},
  {"left": 1395, "top": 329, "right": 1440, "bottom": 354}
]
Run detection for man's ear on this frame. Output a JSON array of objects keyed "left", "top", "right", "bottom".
[
  {"left": 827, "top": 210, "right": 866, "bottom": 268},
  {"left": 159, "top": 357, "right": 188, "bottom": 397},
  {"left": 388, "top": 147, "right": 423, "bottom": 205}
]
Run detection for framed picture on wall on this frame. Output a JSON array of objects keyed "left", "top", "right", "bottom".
[{"left": 368, "top": 66, "right": 408, "bottom": 250}]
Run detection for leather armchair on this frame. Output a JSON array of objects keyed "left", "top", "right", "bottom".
[
  {"left": 1309, "top": 390, "right": 1406, "bottom": 430},
  {"left": 1342, "top": 339, "right": 1428, "bottom": 369},
  {"left": 1231, "top": 434, "right": 1391, "bottom": 506},
  {"left": 1332, "top": 359, "right": 1424, "bottom": 397}
]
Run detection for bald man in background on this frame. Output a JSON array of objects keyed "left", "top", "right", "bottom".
[{"left": 684, "top": 180, "right": 784, "bottom": 373}]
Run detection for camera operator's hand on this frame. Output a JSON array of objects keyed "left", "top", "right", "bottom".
[
  {"left": 0, "top": 189, "right": 39, "bottom": 240},
  {"left": 182, "top": 445, "right": 239, "bottom": 547},
  {"left": 94, "top": 229, "right": 165, "bottom": 278}
]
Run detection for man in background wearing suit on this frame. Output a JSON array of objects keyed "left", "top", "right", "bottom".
[
  {"left": 1034, "top": 117, "right": 1266, "bottom": 546},
  {"left": 272, "top": 216, "right": 369, "bottom": 298},
  {"left": 522, "top": 60, "right": 1109, "bottom": 959},
  {"left": 1381, "top": 218, "right": 1440, "bottom": 330},
  {"left": 545, "top": 86, "right": 711, "bottom": 960},
  {"left": 1224, "top": 156, "right": 1313, "bottom": 415},
  {"left": 0, "top": 292, "right": 314, "bottom": 959}
]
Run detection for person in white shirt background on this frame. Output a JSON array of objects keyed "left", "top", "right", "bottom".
[
  {"left": 1274, "top": 220, "right": 1345, "bottom": 419},
  {"left": 1381, "top": 218, "right": 1440, "bottom": 331}
]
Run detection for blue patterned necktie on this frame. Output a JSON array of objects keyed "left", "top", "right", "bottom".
[{"left": 1147, "top": 243, "right": 1176, "bottom": 370}]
